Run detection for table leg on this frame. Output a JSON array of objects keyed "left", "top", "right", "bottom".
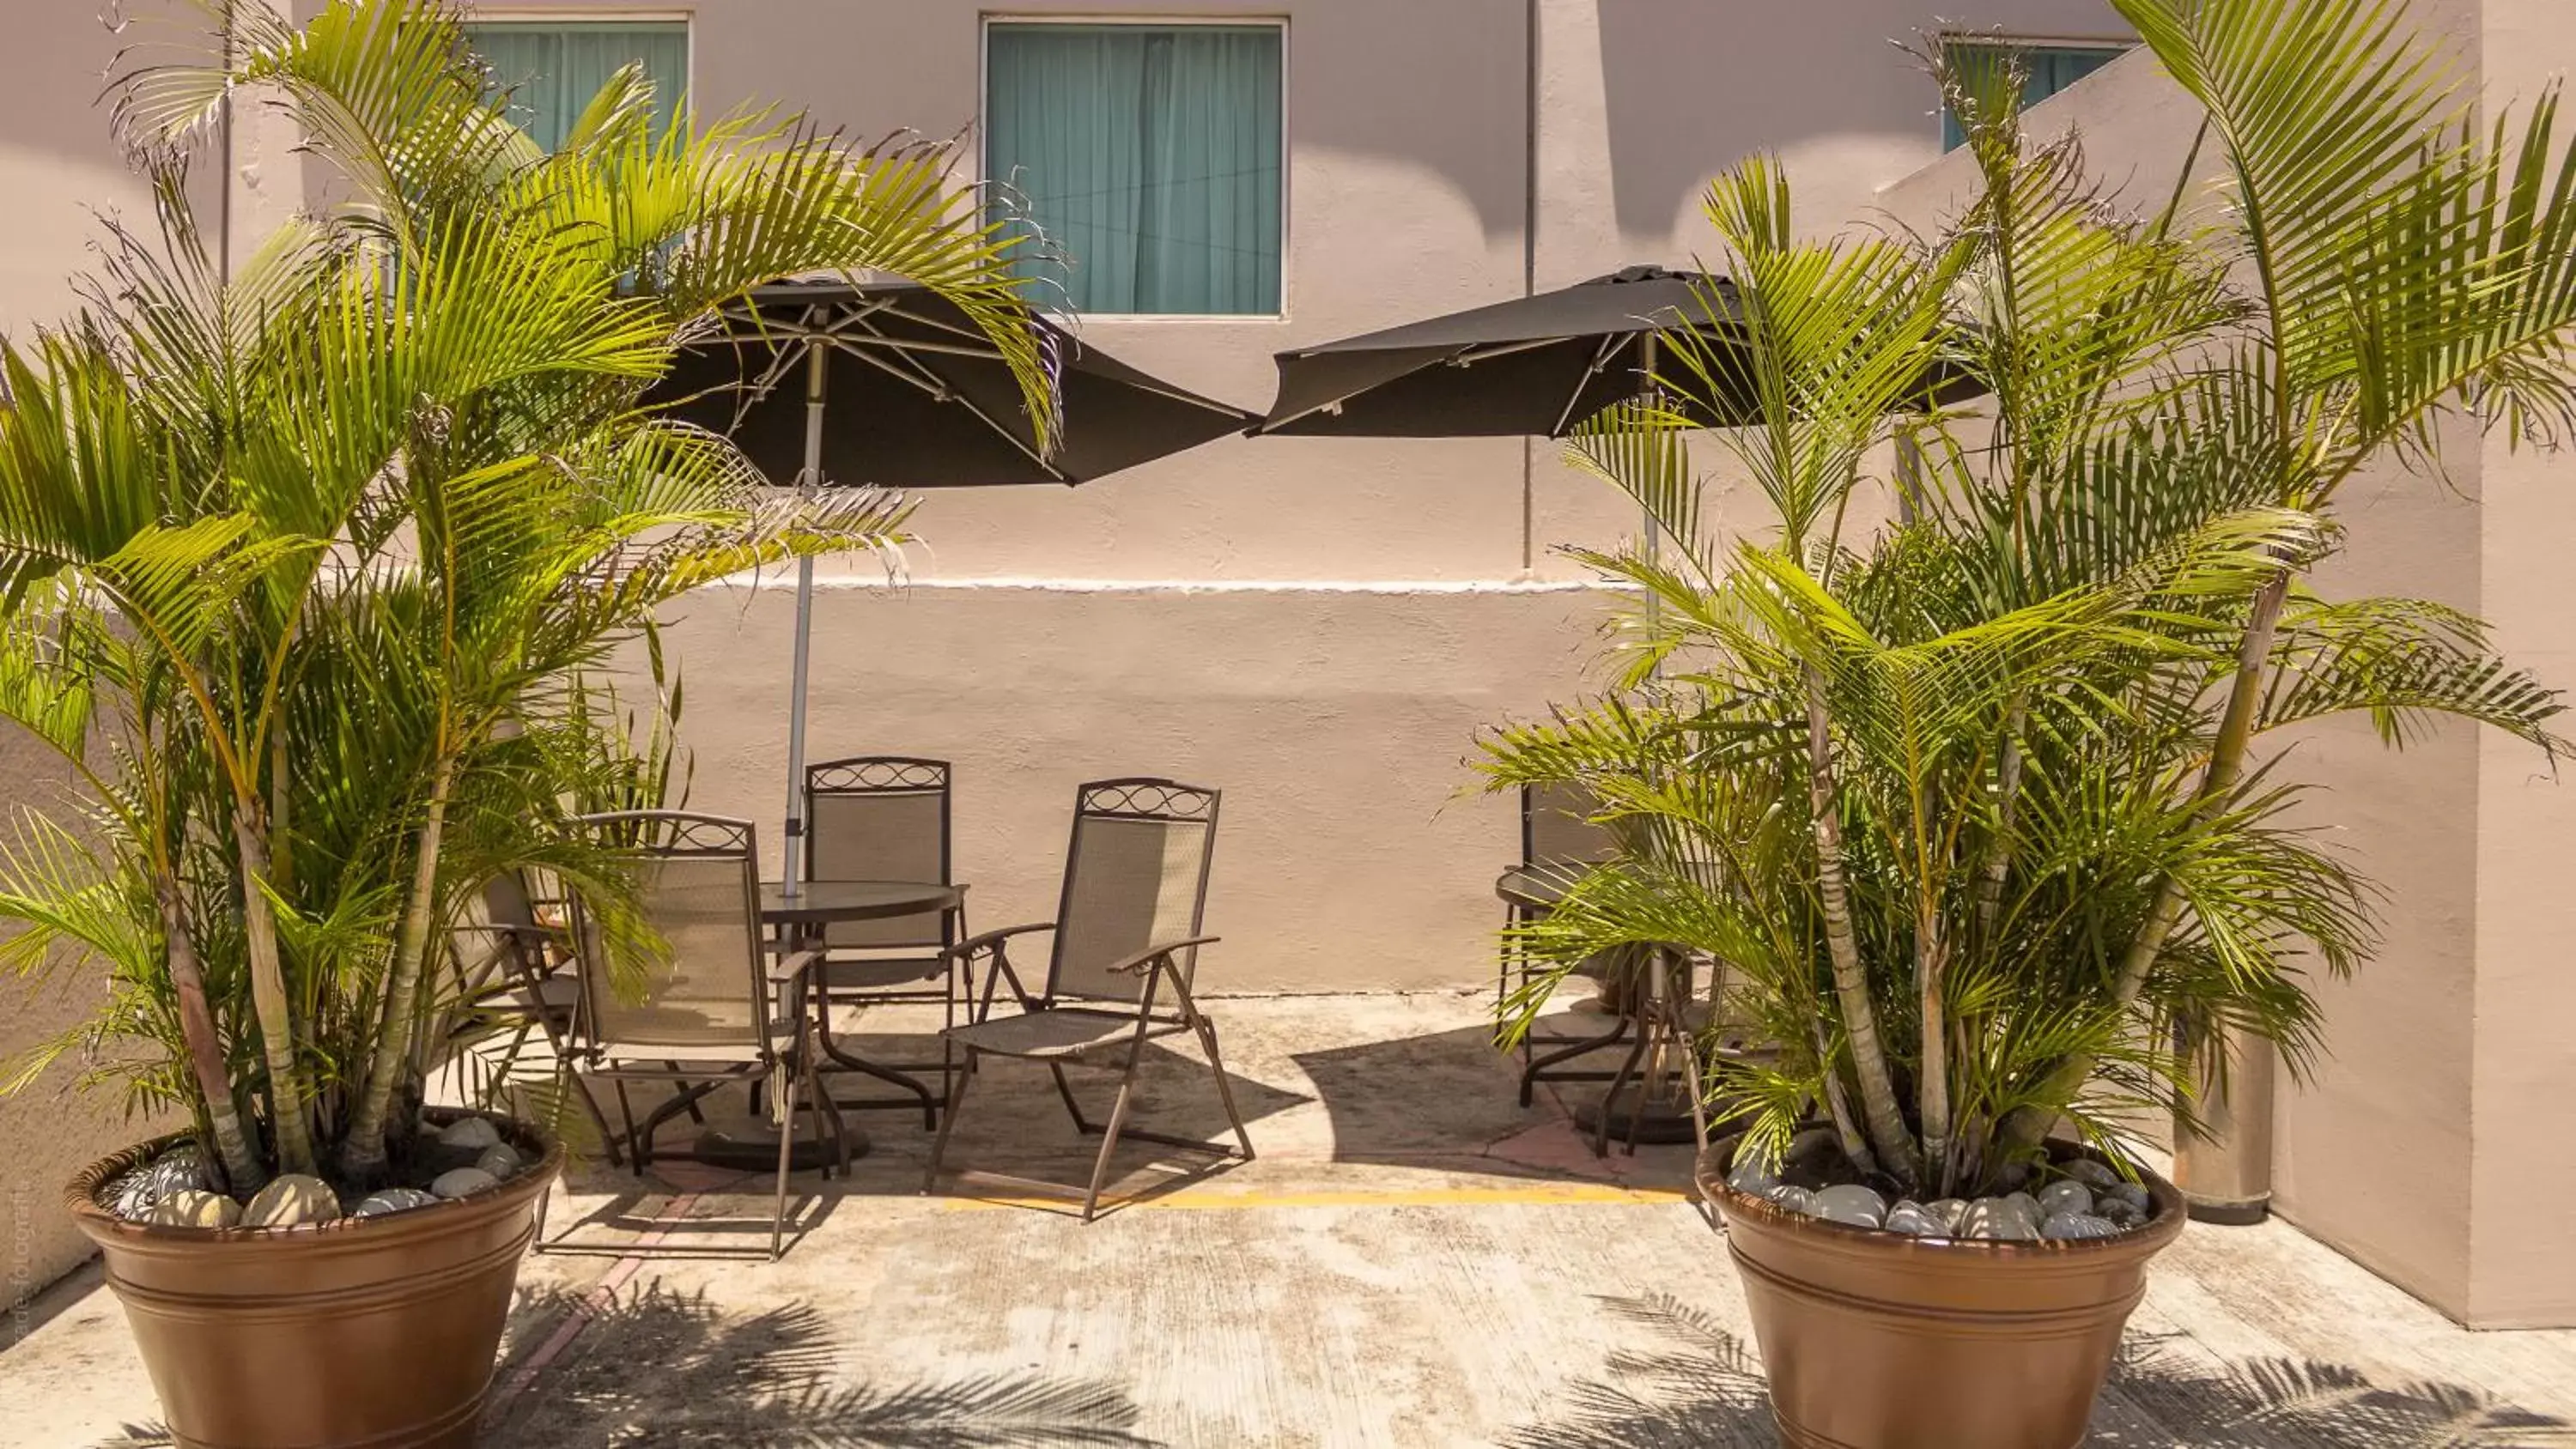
[{"left": 690, "top": 921, "right": 872, "bottom": 1168}]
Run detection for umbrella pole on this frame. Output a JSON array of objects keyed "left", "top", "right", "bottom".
[
  {"left": 1640, "top": 332, "right": 1662, "bottom": 660},
  {"left": 781, "top": 343, "right": 828, "bottom": 900}
]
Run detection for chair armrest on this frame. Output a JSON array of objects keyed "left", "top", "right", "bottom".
[
  {"left": 943, "top": 921, "right": 1057, "bottom": 960},
  {"left": 1103, "top": 936, "right": 1220, "bottom": 978},
  {"left": 767, "top": 948, "right": 829, "bottom": 985}
]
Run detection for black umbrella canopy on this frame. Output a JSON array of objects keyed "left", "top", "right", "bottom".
[
  {"left": 1256, "top": 265, "right": 1759, "bottom": 438},
  {"left": 652, "top": 276, "right": 1254, "bottom": 486}
]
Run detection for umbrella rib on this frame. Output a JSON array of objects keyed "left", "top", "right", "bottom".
[{"left": 1548, "top": 333, "right": 1626, "bottom": 438}]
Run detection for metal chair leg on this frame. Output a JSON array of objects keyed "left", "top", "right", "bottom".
[
  {"left": 611, "top": 1078, "right": 645, "bottom": 1175},
  {"left": 923, "top": 1047, "right": 976, "bottom": 1193},
  {"left": 1593, "top": 1029, "right": 1651, "bottom": 1157},
  {"left": 1196, "top": 1018, "right": 1256, "bottom": 1161},
  {"left": 1082, "top": 1052, "right": 1145, "bottom": 1222},
  {"left": 771, "top": 1059, "right": 803, "bottom": 1260}
]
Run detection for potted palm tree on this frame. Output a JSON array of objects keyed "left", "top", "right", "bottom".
[
  {"left": 0, "top": 3, "right": 1052, "bottom": 1446},
  {"left": 1483, "top": 3, "right": 2576, "bottom": 1446}
]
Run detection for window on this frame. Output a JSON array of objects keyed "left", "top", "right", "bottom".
[
  {"left": 460, "top": 21, "right": 690, "bottom": 153},
  {"left": 985, "top": 22, "right": 1285, "bottom": 316},
  {"left": 1941, "top": 41, "right": 2127, "bottom": 151}
]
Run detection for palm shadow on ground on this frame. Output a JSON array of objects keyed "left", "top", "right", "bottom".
[
  {"left": 1499, "top": 1295, "right": 2576, "bottom": 1449},
  {"left": 475, "top": 1282, "right": 1167, "bottom": 1447},
  {"left": 93, "top": 1279, "right": 1165, "bottom": 1448}
]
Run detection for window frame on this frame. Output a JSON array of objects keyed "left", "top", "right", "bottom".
[
  {"left": 978, "top": 13, "right": 1293, "bottom": 323},
  {"left": 455, "top": 9, "right": 696, "bottom": 153},
  {"left": 1935, "top": 34, "right": 2133, "bottom": 153}
]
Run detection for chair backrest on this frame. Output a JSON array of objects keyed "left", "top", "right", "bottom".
[
  {"left": 805, "top": 755, "right": 951, "bottom": 950},
  {"left": 568, "top": 811, "right": 770, "bottom": 1052},
  {"left": 1522, "top": 780, "right": 1616, "bottom": 868},
  {"left": 1046, "top": 779, "right": 1220, "bottom": 1009}
]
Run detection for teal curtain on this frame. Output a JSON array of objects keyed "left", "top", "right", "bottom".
[
  {"left": 987, "top": 24, "right": 1283, "bottom": 315},
  {"left": 462, "top": 22, "right": 690, "bottom": 153},
  {"left": 1941, "top": 43, "right": 2121, "bottom": 151}
]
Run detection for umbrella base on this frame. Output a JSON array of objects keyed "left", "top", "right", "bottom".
[
  {"left": 1573, "top": 1083, "right": 1701, "bottom": 1147},
  {"left": 690, "top": 1126, "right": 870, "bottom": 1172}
]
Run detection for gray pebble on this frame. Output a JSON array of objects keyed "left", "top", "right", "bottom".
[
  {"left": 1925, "top": 1198, "right": 1971, "bottom": 1232},
  {"left": 109, "top": 1147, "right": 212, "bottom": 1220},
  {"left": 146, "top": 1190, "right": 240, "bottom": 1228},
  {"left": 2097, "top": 1197, "right": 2148, "bottom": 1229},
  {"left": 1962, "top": 1197, "right": 2039, "bottom": 1240},
  {"left": 436, "top": 1116, "right": 502, "bottom": 1151},
  {"left": 2061, "top": 1159, "right": 2121, "bottom": 1188},
  {"left": 1726, "top": 1141, "right": 1783, "bottom": 1197},
  {"left": 351, "top": 1188, "right": 439, "bottom": 1219},
  {"left": 2000, "top": 1191, "right": 2043, "bottom": 1228},
  {"left": 1767, "top": 1185, "right": 1819, "bottom": 1215},
  {"left": 474, "top": 1143, "right": 523, "bottom": 1179},
  {"left": 2036, "top": 1180, "right": 2093, "bottom": 1219},
  {"left": 241, "top": 1174, "right": 340, "bottom": 1228},
  {"left": 2042, "top": 1211, "right": 2123, "bottom": 1240},
  {"left": 1883, "top": 1200, "right": 1947, "bottom": 1236},
  {"left": 429, "top": 1167, "right": 500, "bottom": 1200},
  {"left": 1813, "top": 1184, "right": 1887, "bottom": 1228},
  {"left": 2102, "top": 1183, "right": 2153, "bottom": 1216}
]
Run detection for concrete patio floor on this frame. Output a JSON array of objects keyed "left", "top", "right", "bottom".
[{"left": 5, "top": 991, "right": 2574, "bottom": 1446}]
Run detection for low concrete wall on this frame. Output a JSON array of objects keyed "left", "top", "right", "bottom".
[{"left": 653, "top": 577, "right": 1614, "bottom": 993}]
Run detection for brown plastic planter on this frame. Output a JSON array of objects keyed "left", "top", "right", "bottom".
[
  {"left": 67, "top": 1110, "right": 562, "bottom": 1449},
  {"left": 1698, "top": 1138, "right": 2184, "bottom": 1449}
]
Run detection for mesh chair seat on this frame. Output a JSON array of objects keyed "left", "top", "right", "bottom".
[
  {"left": 945, "top": 1007, "right": 1185, "bottom": 1062},
  {"left": 594, "top": 1015, "right": 802, "bottom": 1064}
]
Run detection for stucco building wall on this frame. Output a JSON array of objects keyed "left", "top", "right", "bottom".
[{"left": 0, "top": 0, "right": 191, "bottom": 1322}]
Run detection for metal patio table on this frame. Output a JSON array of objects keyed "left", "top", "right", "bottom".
[
  {"left": 1495, "top": 870, "right": 1708, "bottom": 1155},
  {"left": 686, "top": 878, "right": 964, "bottom": 1169}
]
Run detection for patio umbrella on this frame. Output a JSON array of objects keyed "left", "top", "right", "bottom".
[
  {"left": 1254, "top": 264, "right": 1756, "bottom": 439},
  {"left": 651, "top": 276, "right": 1253, "bottom": 894}
]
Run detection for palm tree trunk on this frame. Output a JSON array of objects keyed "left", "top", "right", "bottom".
[
  {"left": 340, "top": 754, "right": 454, "bottom": 1180},
  {"left": 1916, "top": 925, "right": 1951, "bottom": 1194},
  {"left": 2003, "top": 569, "right": 2290, "bottom": 1149},
  {"left": 1812, "top": 1025, "right": 1878, "bottom": 1177},
  {"left": 1802, "top": 669, "right": 1923, "bottom": 1186},
  {"left": 231, "top": 815, "right": 316, "bottom": 1177},
  {"left": 156, "top": 876, "right": 266, "bottom": 1193}
]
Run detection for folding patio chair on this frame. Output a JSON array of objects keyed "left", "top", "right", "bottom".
[
  {"left": 1498, "top": 780, "right": 1631, "bottom": 1106},
  {"left": 923, "top": 778, "right": 1253, "bottom": 1221},
  {"left": 802, "top": 755, "right": 972, "bottom": 1127},
  {"left": 450, "top": 870, "right": 624, "bottom": 1165},
  {"left": 567, "top": 811, "right": 847, "bottom": 1258}
]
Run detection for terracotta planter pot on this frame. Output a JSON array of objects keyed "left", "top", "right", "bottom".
[
  {"left": 67, "top": 1110, "right": 562, "bottom": 1449},
  {"left": 1698, "top": 1138, "right": 2184, "bottom": 1449}
]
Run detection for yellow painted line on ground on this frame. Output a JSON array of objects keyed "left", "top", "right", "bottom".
[{"left": 939, "top": 1181, "right": 1694, "bottom": 1212}]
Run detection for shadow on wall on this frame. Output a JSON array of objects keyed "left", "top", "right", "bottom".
[
  {"left": 1499, "top": 1294, "right": 2576, "bottom": 1449},
  {"left": 99, "top": 1281, "right": 1167, "bottom": 1449}
]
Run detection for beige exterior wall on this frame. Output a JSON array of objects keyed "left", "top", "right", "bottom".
[
  {"left": 0, "top": 1, "right": 186, "bottom": 1317},
  {"left": 1877, "top": 5, "right": 2576, "bottom": 1328},
  {"left": 2470, "top": 0, "right": 2576, "bottom": 1332}
]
